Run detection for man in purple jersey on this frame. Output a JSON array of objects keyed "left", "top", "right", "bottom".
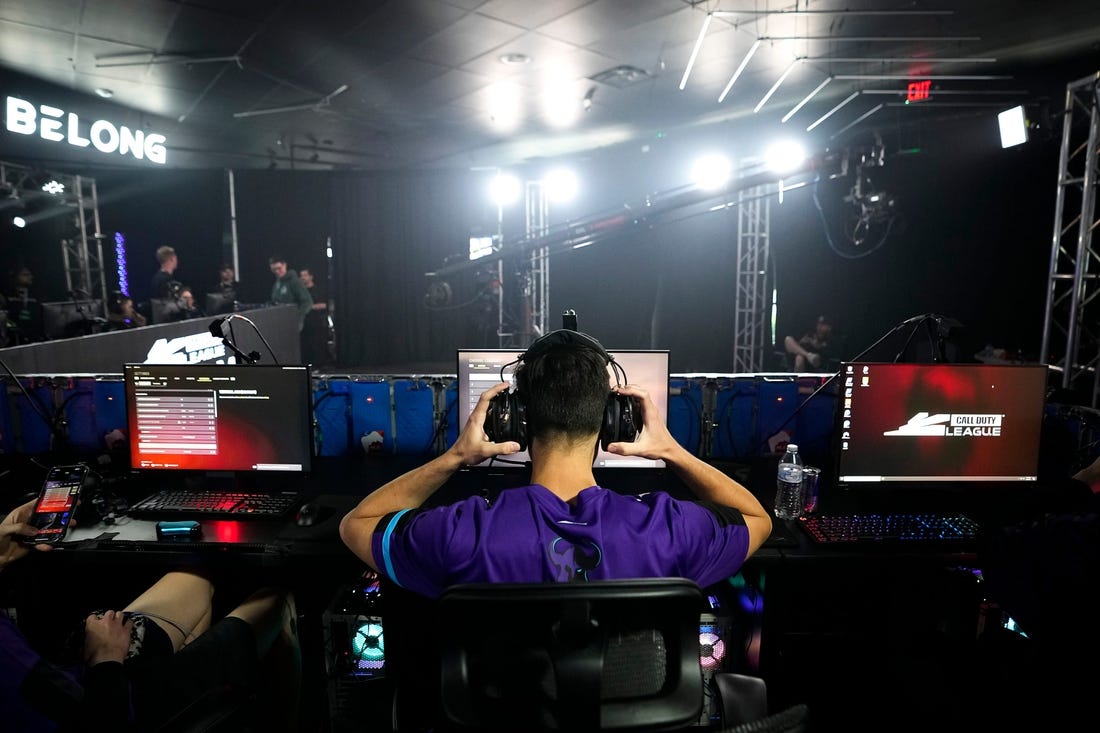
[{"left": 340, "top": 333, "right": 773, "bottom": 599}]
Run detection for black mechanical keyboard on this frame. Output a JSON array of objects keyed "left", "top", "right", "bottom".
[
  {"left": 799, "top": 512, "right": 980, "bottom": 544},
  {"left": 128, "top": 490, "right": 300, "bottom": 520}
]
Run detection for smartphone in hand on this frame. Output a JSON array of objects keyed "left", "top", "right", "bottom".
[{"left": 24, "top": 464, "right": 88, "bottom": 544}]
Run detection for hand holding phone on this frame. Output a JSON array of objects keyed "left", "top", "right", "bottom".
[{"left": 23, "top": 464, "right": 88, "bottom": 545}]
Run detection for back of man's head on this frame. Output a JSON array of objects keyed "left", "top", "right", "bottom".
[
  {"left": 515, "top": 339, "right": 610, "bottom": 444},
  {"left": 156, "top": 246, "right": 176, "bottom": 265}
]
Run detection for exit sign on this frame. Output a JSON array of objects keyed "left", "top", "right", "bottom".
[{"left": 907, "top": 80, "right": 932, "bottom": 103}]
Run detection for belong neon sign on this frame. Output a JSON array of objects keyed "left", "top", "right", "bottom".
[{"left": 5, "top": 95, "right": 168, "bottom": 165}]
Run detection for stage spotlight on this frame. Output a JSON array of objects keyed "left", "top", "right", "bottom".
[
  {"left": 543, "top": 168, "right": 578, "bottom": 202},
  {"left": 765, "top": 140, "right": 806, "bottom": 174},
  {"left": 489, "top": 173, "right": 521, "bottom": 207},
  {"left": 691, "top": 154, "right": 732, "bottom": 191},
  {"left": 12, "top": 215, "right": 26, "bottom": 228}
]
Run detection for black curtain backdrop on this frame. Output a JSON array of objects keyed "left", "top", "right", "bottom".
[
  {"left": 327, "top": 170, "right": 485, "bottom": 371},
  {"left": 232, "top": 170, "right": 333, "bottom": 306},
  {"left": 96, "top": 169, "right": 227, "bottom": 305}
]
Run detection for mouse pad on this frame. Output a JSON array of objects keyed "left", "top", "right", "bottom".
[{"left": 276, "top": 494, "right": 359, "bottom": 541}]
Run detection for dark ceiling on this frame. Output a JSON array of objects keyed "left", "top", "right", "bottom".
[{"left": 0, "top": 0, "right": 1098, "bottom": 171}]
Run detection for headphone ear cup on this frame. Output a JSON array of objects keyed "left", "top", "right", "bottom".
[
  {"left": 487, "top": 390, "right": 528, "bottom": 451},
  {"left": 601, "top": 393, "right": 620, "bottom": 451},
  {"left": 602, "top": 393, "right": 641, "bottom": 450}
]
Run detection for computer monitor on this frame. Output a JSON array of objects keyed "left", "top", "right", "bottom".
[
  {"left": 41, "top": 299, "right": 103, "bottom": 339},
  {"left": 456, "top": 348, "right": 670, "bottom": 468},
  {"left": 833, "top": 362, "right": 1048, "bottom": 491},
  {"left": 123, "top": 363, "right": 313, "bottom": 473}
]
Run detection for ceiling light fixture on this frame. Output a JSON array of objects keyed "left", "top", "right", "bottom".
[
  {"left": 499, "top": 53, "right": 530, "bottom": 66},
  {"left": 718, "top": 40, "right": 760, "bottom": 103},
  {"left": 807, "top": 91, "right": 860, "bottom": 132},
  {"left": 233, "top": 84, "right": 348, "bottom": 119},
  {"left": 783, "top": 77, "right": 832, "bottom": 123},
  {"left": 94, "top": 87, "right": 114, "bottom": 98},
  {"left": 830, "top": 104, "right": 885, "bottom": 139},
  {"left": 679, "top": 12, "right": 713, "bottom": 91},
  {"left": 755, "top": 58, "right": 805, "bottom": 113}
]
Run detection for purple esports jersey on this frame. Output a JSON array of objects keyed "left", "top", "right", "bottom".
[{"left": 371, "top": 484, "right": 751, "bottom": 599}]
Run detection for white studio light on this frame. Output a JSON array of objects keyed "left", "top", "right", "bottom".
[
  {"left": 541, "top": 78, "right": 581, "bottom": 129},
  {"left": 13, "top": 215, "right": 26, "bottom": 228},
  {"left": 691, "top": 154, "right": 732, "bottom": 191},
  {"left": 543, "top": 168, "right": 579, "bottom": 202},
  {"left": 998, "top": 105, "right": 1028, "bottom": 148},
  {"left": 489, "top": 173, "right": 522, "bottom": 207},
  {"left": 487, "top": 82, "right": 522, "bottom": 132},
  {"left": 765, "top": 140, "right": 807, "bottom": 175}
]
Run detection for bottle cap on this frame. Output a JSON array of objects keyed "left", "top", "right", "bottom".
[{"left": 787, "top": 443, "right": 798, "bottom": 451}]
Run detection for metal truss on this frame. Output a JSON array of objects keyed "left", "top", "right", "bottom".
[
  {"left": 1, "top": 160, "right": 107, "bottom": 315},
  {"left": 525, "top": 181, "right": 549, "bottom": 342},
  {"left": 733, "top": 185, "right": 772, "bottom": 372},
  {"left": 1041, "top": 72, "right": 1100, "bottom": 405}
]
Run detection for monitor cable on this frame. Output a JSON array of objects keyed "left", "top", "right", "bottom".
[{"left": 744, "top": 313, "right": 936, "bottom": 456}]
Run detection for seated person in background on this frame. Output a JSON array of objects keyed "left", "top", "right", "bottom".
[
  {"left": 178, "top": 286, "right": 202, "bottom": 319},
  {"left": 0, "top": 499, "right": 301, "bottom": 732},
  {"left": 216, "top": 263, "right": 238, "bottom": 302},
  {"left": 340, "top": 331, "right": 773, "bottom": 599},
  {"left": 784, "top": 315, "right": 834, "bottom": 371},
  {"left": 105, "top": 290, "right": 147, "bottom": 330}
]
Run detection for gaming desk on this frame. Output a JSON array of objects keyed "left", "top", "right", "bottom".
[{"left": 5, "top": 455, "right": 998, "bottom": 732}]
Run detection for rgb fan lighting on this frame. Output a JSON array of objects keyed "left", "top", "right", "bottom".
[
  {"left": 699, "top": 625, "right": 726, "bottom": 671},
  {"left": 352, "top": 617, "right": 385, "bottom": 671}
]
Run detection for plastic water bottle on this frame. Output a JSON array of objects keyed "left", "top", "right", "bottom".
[{"left": 774, "top": 444, "right": 804, "bottom": 520}]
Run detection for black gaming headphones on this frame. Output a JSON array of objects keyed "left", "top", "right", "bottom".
[{"left": 485, "top": 329, "right": 641, "bottom": 452}]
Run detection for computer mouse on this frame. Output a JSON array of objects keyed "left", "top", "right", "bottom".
[{"left": 295, "top": 502, "right": 319, "bottom": 527}]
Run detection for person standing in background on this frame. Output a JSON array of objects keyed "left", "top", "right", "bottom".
[
  {"left": 149, "top": 246, "right": 180, "bottom": 300},
  {"left": 298, "top": 267, "right": 330, "bottom": 367},
  {"left": 268, "top": 254, "right": 312, "bottom": 332},
  {"left": 0, "top": 265, "right": 43, "bottom": 344}
]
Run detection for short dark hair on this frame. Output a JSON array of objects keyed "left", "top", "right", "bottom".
[
  {"left": 515, "top": 340, "right": 610, "bottom": 443},
  {"left": 268, "top": 254, "right": 286, "bottom": 265}
]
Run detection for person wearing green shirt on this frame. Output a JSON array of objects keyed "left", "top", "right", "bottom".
[{"left": 268, "top": 254, "right": 313, "bottom": 332}]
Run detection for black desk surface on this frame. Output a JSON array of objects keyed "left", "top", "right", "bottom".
[{"left": 2, "top": 453, "right": 1016, "bottom": 563}]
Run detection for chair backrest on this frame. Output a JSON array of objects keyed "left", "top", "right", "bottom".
[{"left": 435, "top": 578, "right": 706, "bottom": 731}]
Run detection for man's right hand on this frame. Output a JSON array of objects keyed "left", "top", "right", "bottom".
[
  {"left": 807, "top": 352, "right": 822, "bottom": 368},
  {"left": 449, "top": 382, "right": 521, "bottom": 465}
]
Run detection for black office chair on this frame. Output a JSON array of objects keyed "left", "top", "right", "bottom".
[{"left": 419, "top": 578, "right": 798, "bottom": 732}]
